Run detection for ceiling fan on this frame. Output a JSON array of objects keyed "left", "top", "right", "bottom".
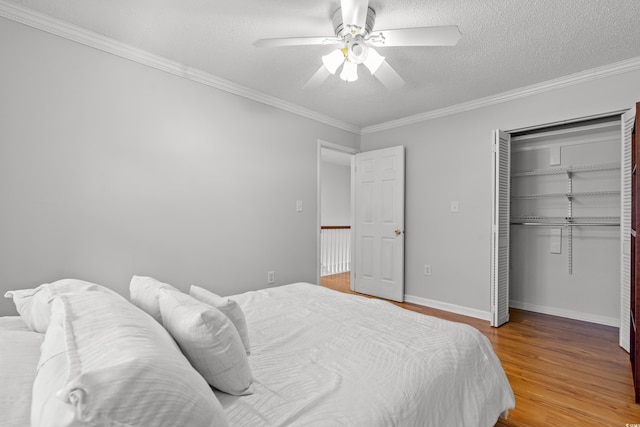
[{"left": 254, "top": 0, "right": 462, "bottom": 90}]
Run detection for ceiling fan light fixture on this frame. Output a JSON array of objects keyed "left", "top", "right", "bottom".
[
  {"left": 254, "top": 2, "right": 458, "bottom": 89},
  {"left": 339, "top": 60, "right": 358, "bottom": 82},
  {"left": 322, "top": 49, "right": 346, "bottom": 74},
  {"left": 363, "top": 47, "right": 384, "bottom": 75}
]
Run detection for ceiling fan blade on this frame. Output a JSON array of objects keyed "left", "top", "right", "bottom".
[
  {"left": 370, "top": 25, "right": 462, "bottom": 47},
  {"left": 303, "top": 66, "right": 332, "bottom": 89},
  {"left": 254, "top": 36, "right": 341, "bottom": 48},
  {"left": 373, "top": 59, "right": 405, "bottom": 91},
  {"left": 341, "top": 0, "right": 369, "bottom": 33}
]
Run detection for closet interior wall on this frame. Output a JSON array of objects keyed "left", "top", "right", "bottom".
[{"left": 510, "top": 116, "right": 622, "bottom": 326}]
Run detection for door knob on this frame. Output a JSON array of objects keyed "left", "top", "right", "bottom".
[{"left": 395, "top": 229, "right": 402, "bottom": 235}]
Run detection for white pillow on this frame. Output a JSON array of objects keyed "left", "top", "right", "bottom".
[
  {"left": 129, "top": 275, "right": 179, "bottom": 323},
  {"left": 4, "top": 285, "right": 50, "bottom": 333},
  {"left": 4, "top": 279, "right": 118, "bottom": 333},
  {"left": 190, "top": 285, "right": 251, "bottom": 355},
  {"left": 159, "top": 290, "right": 254, "bottom": 396},
  {"left": 32, "top": 289, "right": 228, "bottom": 427}
]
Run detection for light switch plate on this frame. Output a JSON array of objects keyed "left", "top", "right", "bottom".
[
  {"left": 550, "top": 146, "right": 561, "bottom": 166},
  {"left": 450, "top": 201, "right": 459, "bottom": 213}
]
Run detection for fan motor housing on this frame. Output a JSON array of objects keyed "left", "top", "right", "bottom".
[
  {"left": 332, "top": 7, "right": 376, "bottom": 38},
  {"left": 345, "top": 34, "right": 369, "bottom": 64}
]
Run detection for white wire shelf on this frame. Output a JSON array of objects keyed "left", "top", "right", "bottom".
[
  {"left": 511, "top": 162, "right": 620, "bottom": 177},
  {"left": 510, "top": 216, "right": 620, "bottom": 226},
  {"left": 511, "top": 190, "right": 621, "bottom": 200}
]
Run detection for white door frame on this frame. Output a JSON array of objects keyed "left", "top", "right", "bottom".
[{"left": 316, "top": 139, "right": 359, "bottom": 286}]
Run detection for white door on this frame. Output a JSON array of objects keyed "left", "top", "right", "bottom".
[
  {"left": 353, "top": 146, "right": 405, "bottom": 302},
  {"left": 620, "top": 108, "right": 635, "bottom": 352},
  {"left": 491, "top": 130, "right": 511, "bottom": 327}
]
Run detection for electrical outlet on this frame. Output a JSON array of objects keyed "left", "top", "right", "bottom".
[
  {"left": 267, "top": 271, "right": 275, "bottom": 284},
  {"left": 424, "top": 264, "right": 432, "bottom": 276}
]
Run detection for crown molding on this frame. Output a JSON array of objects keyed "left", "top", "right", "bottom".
[
  {"left": 0, "top": 0, "right": 360, "bottom": 135},
  {"left": 362, "top": 55, "right": 640, "bottom": 135}
]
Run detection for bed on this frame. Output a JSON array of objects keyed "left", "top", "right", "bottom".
[{"left": 2, "top": 278, "right": 515, "bottom": 426}]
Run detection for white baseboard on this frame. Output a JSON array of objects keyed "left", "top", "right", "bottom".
[
  {"left": 509, "top": 300, "right": 620, "bottom": 327},
  {"left": 404, "top": 294, "right": 492, "bottom": 322},
  {"left": 402, "top": 294, "right": 620, "bottom": 327}
]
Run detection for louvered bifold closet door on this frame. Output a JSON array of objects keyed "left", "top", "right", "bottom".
[
  {"left": 491, "top": 130, "right": 511, "bottom": 327},
  {"left": 621, "top": 108, "right": 636, "bottom": 352}
]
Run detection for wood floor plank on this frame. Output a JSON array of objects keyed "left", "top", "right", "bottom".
[{"left": 320, "top": 272, "right": 640, "bottom": 426}]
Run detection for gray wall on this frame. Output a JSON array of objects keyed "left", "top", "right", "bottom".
[
  {"left": 321, "top": 162, "right": 351, "bottom": 226},
  {"left": 3, "top": 13, "right": 640, "bottom": 324},
  {"left": 0, "top": 17, "right": 359, "bottom": 315},
  {"left": 361, "top": 69, "right": 640, "bottom": 320}
]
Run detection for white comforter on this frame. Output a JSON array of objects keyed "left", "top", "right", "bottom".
[
  {"left": 218, "top": 283, "right": 515, "bottom": 427},
  {"left": 1, "top": 283, "right": 514, "bottom": 427}
]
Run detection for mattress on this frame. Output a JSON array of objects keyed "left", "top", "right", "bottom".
[
  {"left": 0, "top": 316, "right": 44, "bottom": 427},
  {"left": 218, "top": 283, "right": 515, "bottom": 426}
]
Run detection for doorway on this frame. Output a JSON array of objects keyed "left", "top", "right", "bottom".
[
  {"left": 317, "top": 141, "right": 357, "bottom": 291},
  {"left": 317, "top": 142, "right": 406, "bottom": 302},
  {"left": 491, "top": 113, "right": 629, "bottom": 337}
]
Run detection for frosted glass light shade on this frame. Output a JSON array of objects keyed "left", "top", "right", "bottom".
[
  {"left": 339, "top": 61, "right": 358, "bottom": 82},
  {"left": 322, "top": 49, "right": 345, "bottom": 74}
]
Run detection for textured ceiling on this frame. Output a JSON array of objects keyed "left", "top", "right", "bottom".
[{"left": 5, "top": 0, "right": 640, "bottom": 130}]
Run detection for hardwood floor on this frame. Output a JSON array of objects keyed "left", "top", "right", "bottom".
[{"left": 321, "top": 272, "right": 640, "bottom": 426}]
